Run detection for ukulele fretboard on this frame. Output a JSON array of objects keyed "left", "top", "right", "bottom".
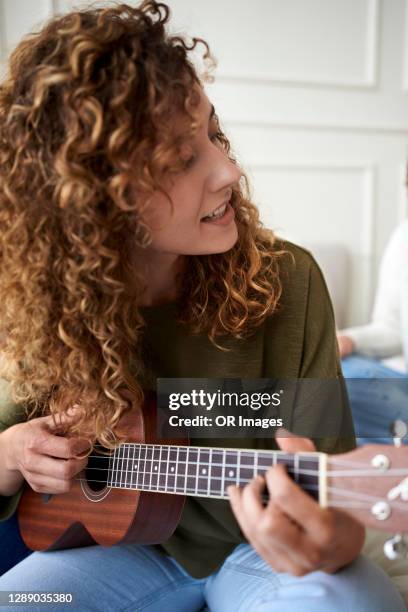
[{"left": 105, "top": 444, "right": 321, "bottom": 500}]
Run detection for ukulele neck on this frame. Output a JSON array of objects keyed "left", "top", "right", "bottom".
[{"left": 107, "top": 443, "right": 326, "bottom": 503}]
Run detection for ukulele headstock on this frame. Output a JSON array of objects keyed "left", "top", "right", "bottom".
[{"left": 327, "top": 443, "right": 408, "bottom": 534}]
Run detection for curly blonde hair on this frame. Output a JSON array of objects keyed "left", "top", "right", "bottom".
[{"left": 0, "top": 1, "right": 288, "bottom": 450}]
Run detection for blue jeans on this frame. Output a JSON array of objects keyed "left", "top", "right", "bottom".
[
  {"left": 0, "top": 539, "right": 404, "bottom": 611},
  {"left": 0, "top": 513, "right": 32, "bottom": 576},
  {"left": 342, "top": 355, "right": 408, "bottom": 445}
]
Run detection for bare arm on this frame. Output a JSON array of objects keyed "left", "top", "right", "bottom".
[{"left": 0, "top": 426, "right": 24, "bottom": 496}]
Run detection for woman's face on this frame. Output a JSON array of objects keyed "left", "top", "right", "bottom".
[{"left": 141, "top": 87, "right": 242, "bottom": 257}]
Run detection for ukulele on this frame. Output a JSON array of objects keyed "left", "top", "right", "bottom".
[{"left": 18, "top": 389, "right": 408, "bottom": 552}]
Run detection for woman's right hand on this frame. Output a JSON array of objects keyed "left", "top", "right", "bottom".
[
  {"left": 336, "top": 333, "right": 355, "bottom": 358},
  {"left": 3, "top": 412, "right": 90, "bottom": 495}
]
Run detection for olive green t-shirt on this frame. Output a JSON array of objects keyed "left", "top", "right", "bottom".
[{"left": 0, "top": 241, "right": 355, "bottom": 578}]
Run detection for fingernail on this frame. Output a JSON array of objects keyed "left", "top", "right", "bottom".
[{"left": 275, "top": 427, "right": 293, "bottom": 437}]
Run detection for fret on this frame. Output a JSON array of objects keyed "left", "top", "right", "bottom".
[
  {"left": 124, "top": 444, "right": 130, "bottom": 488},
  {"left": 130, "top": 444, "right": 135, "bottom": 488},
  {"left": 122, "top": 444, "right": 127, "bottom": 488},
  {"left": 158, "top": 446, "right": 163, "bottom": 490},
  {"left": 141, "top": 445, "right": 148, "bottom": 490},
  {"left": 126, "top": 444, "right": 132, "bottom": 488},
  {"left": 273, "top": 452, "right": 277, "bottom": 467},
  {"left": 197, "top": 448, "right": 210, "bottom": 495},
  {"left": 150, "top": 446, "right": 159, "bottom": 490},
  {"left": 168, "top": 447, "right": 177, "bottom": 491},
  {"left": 135, "top": 444, "right": 141, "bottom": 489},
  {"left": 240, "top": 450, "right": 256, "bottom": 485},
  {"left": 108, "top": 446, "right": 116, "bottom": 487},
  {"left": 175, "top": 446, "right": 180, "bottom": 491},
  {"left": 276, "top": 453, "right": 293, "bottom": 471},
  {"left": 128, "top": 445, "right": 133, "bottom": 488},
  {"left": 186, "top": 447, "right": 198, "bottom": 493},
  {"left": 119, "top": 445, "right": 124, "bottom": 489},
  {"left": 210, "top": 450, "right": 223, "bottom": 496},
  {"left": 106, "top": 447, "right": 112, "bottom": 488},
  {"left": 166, "top": 446, "right": 171, "bottom": 491},
  {"left": 134, "top": 444, "right": 141, "bottom": 489},
  {"left": 195, "top": 448, "right": 200, "bottom": 495},
  {"left": 178, "top": 447, "right": 187, "bottom": 494},
  {"left": 207, "top": 448, "right": 212, "bottom": 496},
  {"left": 257, "top": 451, "right": 277, "bottom": 479},
  {"left": 114, "top": 445, "right": 120, "bottom": 489},
  {"left": 236, "top": 449, "right": 241, "bottom": 486},
  {"left": 114, "top": 446, "right": 120, "bottom": 488},
  {"left": 121, "top": 445, "right": 125, "bottom": 488},
  {"left": 220, "top": 449, "right": 226, "bottom": 496},
  {"left": 223, "top": 451, "right": 238, "bottom": 493},
  {"left": 147, "top": 445, "right": 154, "bottom": 490},
  {"left": 160, "top": 445, "right": 169, "bottom": 491},
  {"left": 294, "top": 454, "right": 299, "bottom": 484},
  {"left": 298, "top": 455, "right": 319, "bottom": 501}
]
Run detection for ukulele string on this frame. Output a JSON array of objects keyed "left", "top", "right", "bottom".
[
  {"left": 78, "top": 457, "right": 408, "bottom": 479},
  {"left": 71, "top": 475, "right": 408, "bottom": 511}
]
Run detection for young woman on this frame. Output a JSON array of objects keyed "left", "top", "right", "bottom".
[
  {"left": 0, "top": 2, "right": 404, "bottom": 610},
  {"left": 338, "top": 220, "right": 408, "bottom": 444}
]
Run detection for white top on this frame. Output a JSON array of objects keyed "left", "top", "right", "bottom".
[{"left": 341, "top": 220, "right": 408, "bottom": 374}]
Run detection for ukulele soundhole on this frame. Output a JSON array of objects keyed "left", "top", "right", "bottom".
[{"left": 84, "top": 444, "right": 112, "bottom": 493}]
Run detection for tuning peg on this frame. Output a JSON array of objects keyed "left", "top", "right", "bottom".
[
  {"left": 390, "top": 420, "right": 408, "bottom": 447},
  {"left": 384, "top": 533, "right": 408, "bottom": 560}
]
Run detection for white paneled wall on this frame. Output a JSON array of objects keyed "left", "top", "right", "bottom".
[{"left": 0, "top": 0, "right": 407, "bottom": 326}]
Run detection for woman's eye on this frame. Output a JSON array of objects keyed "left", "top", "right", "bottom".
[{"left": 180, "top": 132, "right": 223, "bottom": 171}]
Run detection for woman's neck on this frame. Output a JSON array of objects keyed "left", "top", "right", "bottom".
[{"left": 137, "top": 252, "right": 186, "bottom": 307}]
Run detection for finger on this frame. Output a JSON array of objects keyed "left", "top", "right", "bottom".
[
  {"left": 27, "top": 425, "right": 91, "bottom": 459},
  {"left": 27, "top": 473, "right": 79, "bottom": 495},
  {"left": 275, "top": 428, "right": 316, "bottom": 453},
  {"left": 25, "top": 454, "right": 88, "bottom": 481},
  {"left": 42, "top": 407, "right": 83, "bottom": 432},
  {"left": 265, "top": 464, "right": 327, "bottom": 538},
  {"left": 227, "top": 483, "right": 243, "bottom": 518},
  {"left": 247, "top": 504, "right": 314, "bottom": 575},
  {"left": 240, "top": 475, "right": 266, "bottom": 522}
]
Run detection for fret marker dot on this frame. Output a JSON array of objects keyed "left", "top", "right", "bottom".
[
  {"left": 202, "top": 468, "right": 207, "bottom": 475},
  {"left": 134, "top": 464, "right": 137, "bottom": 469},
  {"left": 171, "top": 467, "right": 175, "bottom": 472},
  {"left": 154, "top": 465, "right": 158, "bottom": 471},
  {"left": 228, "top": 470, "right": 234, "bottom": 477}
]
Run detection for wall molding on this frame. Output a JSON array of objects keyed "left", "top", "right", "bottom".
[
  {"left": 223, "top": 118, "right": 408, "bottom": 136},
  {"left": 248, "top": 161, "right": 377, "bottom": 318},
  {"left": 215, "top": 0, "right": 380, "bottom": 91}
]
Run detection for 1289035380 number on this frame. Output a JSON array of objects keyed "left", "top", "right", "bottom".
[{"left": 0, "top": 591, "right": 74, "bottom": 606}]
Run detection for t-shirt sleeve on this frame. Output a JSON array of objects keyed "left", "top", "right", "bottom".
[
  {"left": 340, "top": 222, "right": 405, "bottom": 358},
  {"left": 297, "top": 255, "right": 356, "bottom": 455},
  {"left": 0, "top": 378, "right": 26, "bottom": 522}
]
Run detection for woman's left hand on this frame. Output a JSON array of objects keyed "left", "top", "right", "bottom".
[{"left": 227, "top": 432, "right": 365, "bottom": 576}]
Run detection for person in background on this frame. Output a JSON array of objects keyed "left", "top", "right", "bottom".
[{"left": 337, "top": 219, "right": 408, "bottom": 444}]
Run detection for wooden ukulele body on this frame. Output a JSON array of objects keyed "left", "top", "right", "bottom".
[{"left": 18, "top": 393, "right": 186, "bottom": 551}]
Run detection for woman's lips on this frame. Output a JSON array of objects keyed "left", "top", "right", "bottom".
[{"left": 201, "top": 202, "right": 234, "bottom": 225}]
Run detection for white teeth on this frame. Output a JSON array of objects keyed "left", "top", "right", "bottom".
[{"left": 203, "top": 203, "right": 227, "bottom": 220}]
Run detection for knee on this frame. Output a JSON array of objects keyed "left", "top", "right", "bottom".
[
  {"left": 341, "top": 355, "right": 378, "bottom": 378},
  {"left": 316, "top": 556, "right": 405, "bottom": 612}
]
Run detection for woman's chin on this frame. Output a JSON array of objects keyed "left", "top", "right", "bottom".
[{"left": 200, "top": 224, "right": 239, "bottom": 254}]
